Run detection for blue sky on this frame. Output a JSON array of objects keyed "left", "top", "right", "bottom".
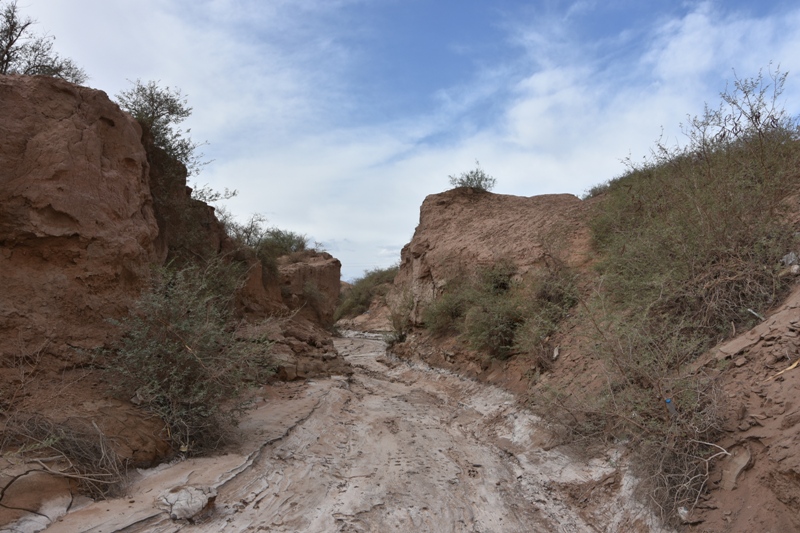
[{"left": 23, "top": 0, "right": 800, "bottom": 280}]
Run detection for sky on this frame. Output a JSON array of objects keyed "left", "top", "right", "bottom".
[{"left": 20, "top": 0, "right": 800, "bottom": 280}]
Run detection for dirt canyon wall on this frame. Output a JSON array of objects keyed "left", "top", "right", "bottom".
[
  {"left": 0, "top": 74, "right": 344, "bottom": 376},
  {"left": 389, "top": 187, "right": 595, "bottom": 325},
  {"left": 0, "top": 76, "right": 161, "bottom": 360}
]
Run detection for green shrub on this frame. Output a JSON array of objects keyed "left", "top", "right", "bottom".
[
  {"left": 422, "top": 278, "right": 475, "bottom": 336},
  {"left": 107, "top": 258, "right": 273, "bottom": 454},
  {"left": 116, "top": 80, "right": 208, "bottom": 177},
  {"left": 551, "top": 66, "right": 799, "bottom": 525},
  {"left": 448, "top": 161, "right": 497, "bottom": 191},
  {"left": 423, "top": 261, "right": 577, "bottom": 362},
  {"left": 513, "top": 267, "right": 578, "bottom": 365},
  {"left": 389, "top": 289, "right": 414, "bottom": 341},
  {"left": 464, "top": 295, "right": 528, "bottom": 359},
  {"left": 223, "top": 213, "right": 311, "bottom": 278},
  {"left": 302, "top": 280, "right": 329, "bottom": 319},
  {"left": 335, "top": 265, "right": 399, "bottom": 321}
]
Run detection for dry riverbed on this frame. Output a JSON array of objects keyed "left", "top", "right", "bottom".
[{"left": 18, "top": 334, "right": 667, "bottom": 532}]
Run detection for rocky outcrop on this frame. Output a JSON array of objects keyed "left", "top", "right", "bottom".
[
  {"left": 389, "top": 187, "right": 594, "bottom": 325},
  {"left": 278, "top": 251, "right": 342, "bottom": 328},
  {"left": 0, "top": 75, "right": 161, "bottom": 361},
  {"left": 0, "top": 75, "right": 349, "bottom": 532}
]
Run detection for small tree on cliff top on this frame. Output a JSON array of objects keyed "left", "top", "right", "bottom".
[
  {"left": 116, "top": 79, "right": 210, "bottom": 178},
  {"left": 0, "top": 0, "right": 87, "bottom": 83},
  {"left": 448, "top": 161, "right": 497, "bottom": 191}
]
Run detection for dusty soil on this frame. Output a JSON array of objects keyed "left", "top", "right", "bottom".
[
  {"left": 683, "top": 285, "right": 800, "bottom": 532},
  {"left": 13, "top": 334, "right": 667, "bottom": 533}
]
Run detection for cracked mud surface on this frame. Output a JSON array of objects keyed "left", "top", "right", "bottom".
[{"left": 33, "top": 335, "right": 665, "bottom": 532}]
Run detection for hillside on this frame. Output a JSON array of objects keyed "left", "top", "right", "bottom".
[
  {"left": 374, "top": 74, "right": 800, "bottom": 530},
  {"left": 0, "top": 75, "right": 348, "bottom": 529},
  {"left": 3, "top": 68, "right": 800, "bottom": 532},
  {"left": 376, "top": 184, "right": 800, "bottom": 530}
]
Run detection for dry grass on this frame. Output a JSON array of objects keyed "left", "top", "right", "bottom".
[
  {"left": 532, "top": 67, "right": 799, "bottom": 525},
  {"left": 2, "top": 413, "right": 127, "bottom": 498}
]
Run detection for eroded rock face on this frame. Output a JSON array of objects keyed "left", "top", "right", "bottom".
[
  {"left": 0, "top": 75, "right": 161, "bottom": 361},
  {"left": 388, "top": 188, "right": 594, "bottom": 324},
  {"left": 278, "top": 251, "right": 342, "bottom": 328},
  {"left": 0, "top": 76, "right": 350, "bottom": 532}
]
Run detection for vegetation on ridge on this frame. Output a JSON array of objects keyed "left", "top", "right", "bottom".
[
  {"left": 448, "top": 160, "right": 497, "bottom": 191},
  {"left": 546, "top": 66, "right": 800, "bottom": 525},
  {"left": 410, "top": 66, "right": 800, "bottom": 525},
  {"left": 0, "top": 0, "right": 87, "bottom": 83},
  {"left": 335, "top": 265, "right": 399, "bottom": 321}
]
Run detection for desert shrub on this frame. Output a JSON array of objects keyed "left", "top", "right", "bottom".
[
  {"left": 463, "top": 294, "right": 528, "bottom": 359},
  {"left": 423, "top": 261, "right": 577, "bottom": 362},
  {"left": 388, "top": 289, "right": 414, "bottom": 342},
  {"left": 448, "top": 161, "right": 497, "bottom": 191},
  {"left": 223, "top": 213, "right": 311, "bottom": 278},
  {"left": 540, "top": 313, "right": 724, "bottom": 524},
  {"left": 107, "top": 257, "right": 273, "bottom": 454},
  {"left": 423, "top": 277, "right": 476, "bottom": 336},
  {"left": 592, "top": 67, "right": 800, "bottom": 344},
  {"left": 514, "top": 266, "right": 579, "bottom": 366},
  {"left": 460, "top": 261, "right": 524, "bottom": 358},
  {"left": 2, "top": 413, "right": 126, "bottom": 498},
  {"left": 302, "top": 280, "right": 329, "bottom": 318},
  {"left": 556, "top": 66, "right": 800, "bottom": 525},
  {"left": 335, "top": 265, "right": 399, "bottom": 321}
]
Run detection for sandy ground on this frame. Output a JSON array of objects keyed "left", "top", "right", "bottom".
[{"left": 20, "top": 334, "right": 667, "bottom": 533}]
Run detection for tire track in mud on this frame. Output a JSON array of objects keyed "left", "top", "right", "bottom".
[{"left": 40, "top": 335, "right": 668, "bottom": 533}]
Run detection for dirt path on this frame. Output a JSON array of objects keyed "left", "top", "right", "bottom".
[{"left": 35, "top": 335, "right": 666, "bottom": 533}]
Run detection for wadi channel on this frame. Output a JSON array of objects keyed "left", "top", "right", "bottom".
[
  {"left": 4, "top": 70, "right": 800, "bottom": 533},
  {"left": 30, "top": 333, "right": 661, "bottom": 533}
]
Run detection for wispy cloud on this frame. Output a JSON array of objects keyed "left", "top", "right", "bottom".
[{"left": 22, "top": 0, "right": 800, "bottom": 279}]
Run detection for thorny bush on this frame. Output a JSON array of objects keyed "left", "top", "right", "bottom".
[
  {"left": 545, "top": 66, "right": 800, "bottom": 525},
  {"left": 107, "top": 257, "right": 273, "bottom": 454},
  {"left": 424, "top": 260, "right": 577, "bottom": 363}
]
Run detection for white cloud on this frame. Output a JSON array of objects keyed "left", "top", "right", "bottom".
[{"left": 19, "top": 0, "right": 800, "bottom": 279}]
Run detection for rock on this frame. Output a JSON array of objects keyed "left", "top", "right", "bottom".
[
  {"left": 0, "top": 468, "right": 76, "bottom": 532},
  {"left": 781, "top": 251, "right": 799, "bottom": 266},
  {"left": 388, "top": 189, "right": 593, "bottom": 325},
  {"left": 678, "top": 506, "right": 704, "bottom": 524},
  {"left": 721, "top": 447, "right": 752, "bottom": 490},
  {"left": 0, "top": 75, "right": 160, "bottom": 361},
  {"left": 278, "top": 251, "right": 342, "bottom": 328},
  {"left": 157, "top": 485, "right": 216, "bottom": 521},
  {"left": 734, "top": 356, "right": 748, "bottom": 367},
  {"left": 716, "top": 335, "right": 758, "bottom": 361},
  {"left": 780, "top": 411, "right": 800, "bottom": 430}
]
